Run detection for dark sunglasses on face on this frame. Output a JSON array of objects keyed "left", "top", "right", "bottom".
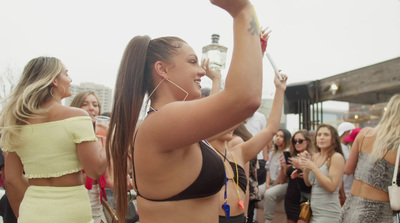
[{"left": 294, "top": 139, "right": 306, "bottom": 144}]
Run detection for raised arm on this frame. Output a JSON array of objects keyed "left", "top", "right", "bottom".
[
  {"left": 237, "top": 72, "right": 287, "bottom": 163},
  {"left": 142, "top": 0, "right": 265, "bottom": 150}
]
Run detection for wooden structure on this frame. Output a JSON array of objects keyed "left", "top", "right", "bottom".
[{"left": 285, "top": 57, "right": 400, "bottom": 130}]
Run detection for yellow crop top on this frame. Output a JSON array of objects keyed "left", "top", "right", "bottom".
[{"left": 1, "top": 116, "right": 98, "bottom": 179}]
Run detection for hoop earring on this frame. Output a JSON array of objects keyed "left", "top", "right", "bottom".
[
  {"left": 50, "top": 87, "right": 55, "bottom": 98},
  {"left": 145, "top": 78, "right": 189, "bottom": 112},
  {"left": 145, "top": 78, "right": 165, "bottom": 111},
  {"left": 166, "top": 78, "right": 189, "bottom": 101}
]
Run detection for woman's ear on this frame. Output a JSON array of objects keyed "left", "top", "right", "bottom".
[
  {"left": 154, "top": 61, "right": 168, "bottom": 80},
  {"left": 51, "top": 79, "right": 58, "bottom": 87}
]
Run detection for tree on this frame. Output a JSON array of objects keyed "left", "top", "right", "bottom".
[{"left": 0, "top": 66, "right": 20, "bottom": 109}]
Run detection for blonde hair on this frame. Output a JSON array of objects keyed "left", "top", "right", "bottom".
[
  {"left": 0, "top": 57, "right": 63, "bottom": 149},
  {"left": 370, "top": 94, "right": 400, "bottom": 162}
]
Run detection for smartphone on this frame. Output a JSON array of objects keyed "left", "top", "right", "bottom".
[
  {"left": 266, "top": 52, "right": 284, "bottom": 81},
  {"left": 283, "top": 151, "right": 291, "bottom": 164}
]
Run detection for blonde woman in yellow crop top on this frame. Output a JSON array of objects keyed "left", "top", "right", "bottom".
[{"left": 0, "top": 57, "right": 107, "bottom": 223}]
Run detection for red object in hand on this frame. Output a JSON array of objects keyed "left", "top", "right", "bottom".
[
  {"left": 96, "top": 128, "right": 107, "bottom": 137},
  {"left": 260, "top": 37, "right": 267, "bottom": 53}
]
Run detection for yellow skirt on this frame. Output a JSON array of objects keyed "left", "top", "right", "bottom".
[{"left": 19, "top": 185, "right": 93, "bottom": 223}]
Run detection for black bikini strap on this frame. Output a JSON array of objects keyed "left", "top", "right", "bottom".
[{"left": 215, "top": 149, "right": 227, "bottom": 161}]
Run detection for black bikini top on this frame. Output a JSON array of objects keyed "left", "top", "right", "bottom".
[
  {"left": 132, "top": 138, "right": 225, "bottom": 202},
  {"left": 227, "top": 161, "right": 247, "bottom": 193}
]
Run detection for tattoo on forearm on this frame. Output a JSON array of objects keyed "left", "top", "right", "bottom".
[
  {"left": 247, "top": 16, "right": 259, "bottom": 36},
  {"left": 329, "top": 175, "right": 333, "bottom": 181}
]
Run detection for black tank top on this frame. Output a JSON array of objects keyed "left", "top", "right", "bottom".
[{"left": 132, "top": 139, "right": 225, "bottom": 201}]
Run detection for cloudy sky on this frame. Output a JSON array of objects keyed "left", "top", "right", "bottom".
[{"left": 1, "top": 0, "right": 399, "bottom": 100}]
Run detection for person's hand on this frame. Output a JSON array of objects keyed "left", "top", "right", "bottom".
[
  {"left": 274, "top": 71, "right": 287, "bottom": 91},
  {"left": 289, "top": 157, "right": 302, "bottom": 169},
  {"left": 300, "top": 155, "right": 316, "bottom": 171},
  {"left": 280, "top": 157, "right": 287, "bottom": 168},
  {"left": 298, "top": 151, "right": 311, "bottom": 159},
  {"left": 290, "top": 169, "right": 303, "bottom": 179},
  {"left": 95, "top": 123, "right": 109, "bottom": 138},
  {"left": 202, "top": 58, "right": 221, "bottom": 81},
  {"left": 260, "top": 27, "right": 271, "bottom": 55},
  {"left": 210, "top": 0, "right": 252, "bottom": 18}
]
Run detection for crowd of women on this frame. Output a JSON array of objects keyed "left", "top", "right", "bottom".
[
  {"left": 261, "top": 94, "right": 400, "bottom": 223},
  {"left": 0, "top": 0, "right": 399, "bottom": 222}
]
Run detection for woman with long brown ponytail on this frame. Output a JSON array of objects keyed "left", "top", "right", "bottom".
[{"left": 106, "top": 0, "right": 271, "bottom": 222}]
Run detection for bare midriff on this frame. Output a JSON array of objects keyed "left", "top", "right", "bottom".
[
  {"left": 28, "top": 172, "right": 83, "bottom": 187},
  {"left": 350, "top": 179, "right": 389, "bottom": 202}
]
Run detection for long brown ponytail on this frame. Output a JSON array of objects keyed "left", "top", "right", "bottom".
[{"left": 106, "top": 35, "right": 185, "bottom": 221}]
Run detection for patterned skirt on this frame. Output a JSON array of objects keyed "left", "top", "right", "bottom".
[{"left": 340, "top": 194, "right": 393, "bottom": 223}]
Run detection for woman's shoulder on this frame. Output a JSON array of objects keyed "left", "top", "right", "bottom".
[
  {"left": 331, "top": 152, "right": 345, "bottom": 163},
  {"left": 359, "top": 127, "right": 374, "bottom": 136},
  {"left": 50, "top": 105, "right": 89, "bottom": 119}
]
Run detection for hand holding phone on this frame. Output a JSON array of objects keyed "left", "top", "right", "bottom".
[{"left": 283, "top": 151, "right": 291, "bottom": 164}]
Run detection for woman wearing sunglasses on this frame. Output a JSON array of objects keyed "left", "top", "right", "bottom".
[{"left": 282, "top": 130, "right": 314, "bottom": 223}]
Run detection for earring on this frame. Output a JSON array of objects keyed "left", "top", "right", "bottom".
[
  {"left": 145, "top": 78, "right": 165, "bottom": 112},
  {"left": 50, "top": 87, "right": 55, "bottom": 98},
  {"left": 145, "top": 78, "right": 190, "bottom": 113},
  {"left": 166, "top": 78, "right": 189, "bottom": 101}
]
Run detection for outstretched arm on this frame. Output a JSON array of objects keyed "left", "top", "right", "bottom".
[
  {"left": 237, "top": 72, "right": 287, "bottom": 163},
  {"left": 142, "top": 0, "right": 265, "bottom": 151}
]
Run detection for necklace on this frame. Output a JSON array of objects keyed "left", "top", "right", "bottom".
[
  {"left": 215, "top": 142, "right": 245, "bottom": 212},
  {"left": 221, "top": 147, "right": 230, "bottom": 218},
  {"left": 224, "top": 146, "right": 245, "bottom": 210},
  {"left": 202, "top": 140, "right": 231, "bottom": 218}
]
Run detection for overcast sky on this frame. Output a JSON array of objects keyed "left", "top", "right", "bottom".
[{"left": 1, "top": 0, "right": 399, "bottom": 101}]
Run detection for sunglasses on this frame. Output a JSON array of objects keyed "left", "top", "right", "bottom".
[{"left": 293, "top": 139, "right": 306, "bottom": 144}]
